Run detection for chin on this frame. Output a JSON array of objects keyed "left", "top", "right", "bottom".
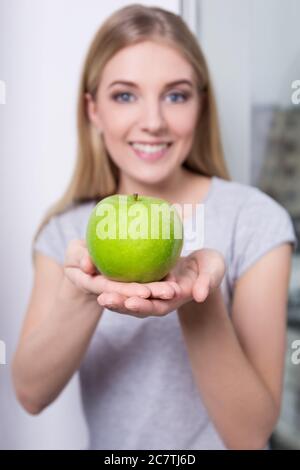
[{"left": 135, "top": 169, "right": 174, "bottom": 186}]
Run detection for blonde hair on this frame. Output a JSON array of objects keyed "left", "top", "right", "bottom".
[{"left": 33, "top": 3, "right": 230, "bottom": 249}]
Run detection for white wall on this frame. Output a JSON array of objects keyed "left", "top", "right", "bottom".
[
  {"left": 0, "top": 0, "right": 179, "bottom": 450},
  {"left": 200, "top": 0, "right": 251, "bottom": 183},
  {"left": 251, "top": 0, "right": 300, "bottom": 106},
  {"left": 198, "top": 0, "right": 300, "bottom": 183}
]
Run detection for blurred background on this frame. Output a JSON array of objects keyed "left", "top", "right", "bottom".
[{"left": 0, "top": 0, "right": 299, "bottom": 449}]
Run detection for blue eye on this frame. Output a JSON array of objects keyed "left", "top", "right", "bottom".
[
  {"left": 111, "top": 91, "right": 189, "bottom": 103},
  {"left": 166, "top": 92, "right": 188, "bottom": 103},
  {"left": 112, "top": 92, "right": 135, "bottom": 103}
]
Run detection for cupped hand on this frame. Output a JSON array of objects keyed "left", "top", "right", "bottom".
[
  {"left": 63, "top": 239, "right": 180, "bottom": 302},
  {"left": 97, "top": 249, "right": 226, "bottom": 318}
]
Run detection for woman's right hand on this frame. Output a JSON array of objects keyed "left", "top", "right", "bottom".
[{"left": 62, "top": 239, "right": 179, "bottom": 303}]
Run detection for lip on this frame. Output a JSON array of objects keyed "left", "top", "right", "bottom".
[
  {"left": 129, "top": 142, "right": 172, "bottom": 161},
  {"left": 129, "top": 141, "right": 173, "bottom": 145}
]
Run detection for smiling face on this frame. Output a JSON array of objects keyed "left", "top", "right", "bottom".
[{"left": 86, "top": 40, "right": 201, "bottom": 188}]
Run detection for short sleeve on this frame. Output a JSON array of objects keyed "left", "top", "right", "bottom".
[
  {"left": 33, "top": 216, "right": 66, "bottom": 266},
  {"left": 231, "top": 189, "right": 298, "bottom": 283}
]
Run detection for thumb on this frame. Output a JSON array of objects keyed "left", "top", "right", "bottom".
[
  {"left": 192, "top": 272, "right": 210, "bottom": 303},
  {"left": 80, "top": 255, "right": 97, "bottom": 274}
]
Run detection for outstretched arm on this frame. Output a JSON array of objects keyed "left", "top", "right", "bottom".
[{"left": 177, "top": 243, "right": 292, "bottom": 450}]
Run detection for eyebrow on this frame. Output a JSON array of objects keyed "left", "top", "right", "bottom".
[{"left": 108, "top": 79, "right": 194, "bottom": 89}]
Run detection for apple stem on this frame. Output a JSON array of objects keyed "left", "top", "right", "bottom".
[{"left": 133, "top": 193, "right": 138, "bottom": 201}]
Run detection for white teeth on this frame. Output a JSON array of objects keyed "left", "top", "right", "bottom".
[{"left": 131, "top": 143, "right": 169, "bottom": 153}]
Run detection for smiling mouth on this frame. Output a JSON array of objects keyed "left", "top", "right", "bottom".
[
  {"left": 129, "top": 142, "right": 172, "bottom": 149},
  {"left": 129, "top": 142, "right": 173, "bottom": 161}
]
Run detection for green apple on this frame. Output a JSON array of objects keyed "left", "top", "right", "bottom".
[{"left": 86, "top": 193, "right": 184, "bottom": 283}]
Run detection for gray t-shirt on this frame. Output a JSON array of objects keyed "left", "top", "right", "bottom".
[{"left": 33, "top": 176, "right": 297, "bottom": 450}]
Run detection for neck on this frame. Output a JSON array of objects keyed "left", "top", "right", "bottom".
[{"left": 117, "top": 167, "right": 193, "bottom": 204}]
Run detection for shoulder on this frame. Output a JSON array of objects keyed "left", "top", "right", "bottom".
[
  {"left": 54, "top": 200, "right": 97, "bottom": 239},
  {"left": 213, "top": 176, "right": 275, "bottom": 207},
  {"left": 213, "top": 178, "right": 298, "bottom": 282},
  {"left": 212, "top": 177, "right": 293, "bottom": 224},
  {"left": 33, "top": 200, "right": 97, "bottom": 265}
]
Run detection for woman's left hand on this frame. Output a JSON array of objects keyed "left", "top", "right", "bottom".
[{"left": 97, "top": 249, "right": 226, "bottom": 318}]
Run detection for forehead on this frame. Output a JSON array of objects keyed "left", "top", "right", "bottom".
[{"left": 100, "top": 41, "right": 194, "bottom": 86}]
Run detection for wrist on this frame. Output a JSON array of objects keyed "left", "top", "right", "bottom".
[
  {"left": 178, "top": 287, "right": 224, "bottom": 325},
  {"left": 58, "top": 275, "right": 98, "bottom": 305}
]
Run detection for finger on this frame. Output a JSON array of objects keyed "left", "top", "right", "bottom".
[
  {"left": 94, "top": 277, "right": 151, "bottom": 299},
  {"left": 161, "top": 275, "right": 182, "bottom": 296},
  {"left": 64, "top": 266, "right": 152, "bottom": 298},
  {"left": 80, "top": 254, "right": 97, "bottom": 275},
  {"left": 65, "top": 239, "right": 95, "bottom": 274},
  {"left": 143, "top": 281, "right": 178, "bottom": 299},
  {"left": 64, "top": 266, "right": 96, "bottom": 294},
  {"left": 125, "top": 296, "right": 167, "bottom": 316},
  {"left": 97, "top": 292, "right": 149, "bottom": 318},
  {"left": 168, "top": 281, "right": 181, "bottom": 297},
  {"left": 64, "top": 240, "right": 85, "bottom": 265},
  {"left": 192, "top": 272, "right": 210, "bottom": 303},
  {"left": 97, "top": 292, "right": 126, "bottom": 309},
  {"left": 162, "top": 272, "right": 177, "bottom": 283}
]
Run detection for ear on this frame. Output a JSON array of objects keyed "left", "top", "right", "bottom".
[{"left": 85, "top": 92, "right": 103, "bottom": 132}]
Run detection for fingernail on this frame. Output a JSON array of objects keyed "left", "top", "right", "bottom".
[
  {"left": 161, "top": 290, "right": 172, "bottom": 299},
  {"left": 126, "top": 300, "right": 138, "bottom": 310},
  {"left": 139, "top": 289, "right": 150, "bottom": 298}
]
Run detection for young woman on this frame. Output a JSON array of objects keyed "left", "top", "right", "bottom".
[{"left": 12, "top": 5, "right": 296, "bottom": 450}]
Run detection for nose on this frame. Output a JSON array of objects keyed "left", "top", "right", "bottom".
[{"left": 139, "top": 97, "right": 167, "bottom": 133}]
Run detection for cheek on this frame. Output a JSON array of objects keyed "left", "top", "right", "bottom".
[
  {"left": 104, "top": 119, "right": 128, "bottom": 137},
  {"left": 166, "top": 105, "right": 199, "bottom": 137},
  {"left": 100, "top": 101, "right": 199, "bottom": 139},
  {"left": 102, "top": 106, "right": 136, "bottom": 137},
  {"left": 103, "top": 102, "right": 141, "bottom": 126}
]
